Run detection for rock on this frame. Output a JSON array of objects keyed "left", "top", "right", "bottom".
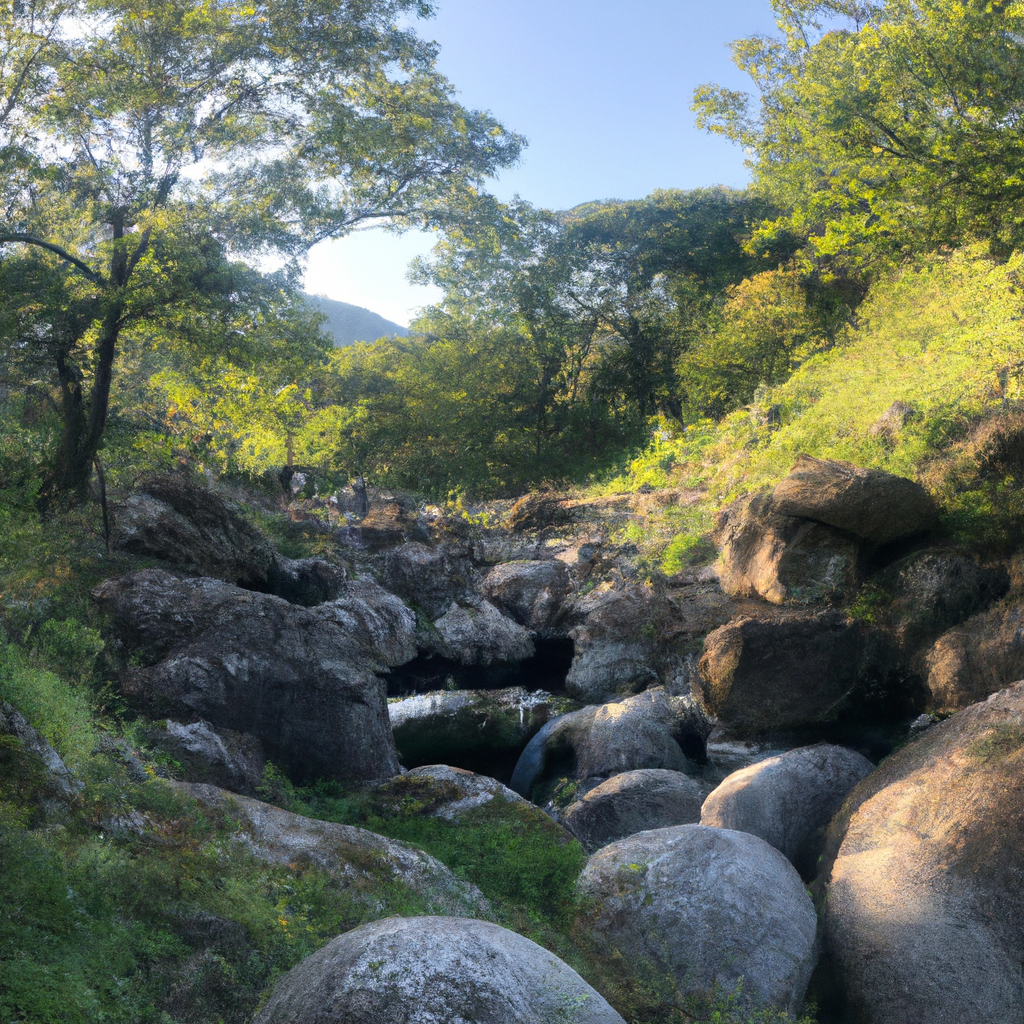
[
  {"left": 141, "top": 719, "right": 264, "bottom": 795},
  {"left": 271, "top": 555, "right": 349, "bottom": 607},
  {"left": 344, "top": 499, "right": 411, "bottom": 550},
  {"left": 697, "top": 611, "right": 909, "bottom": 738},
  {"left": 924, "top": 601, "right": 1024, "bottom": 712},
  {"left": 381, "top": 542, "right": 477, "bottom": 621},
  {"left": 817, "top": 682, "right": 1024, "bottom": 1023},
  {"left": 0, "top": 701, "right": 81, "bottom": 804},
  {"left": 713, "top": 490, "right": 862, "bottom": 605},
  {"left": 700, "top": 743, "right": 874, "bottom": 879},
  {"left": 313, "top": 579, "right": 417, "bottom": 669},
  {"left": 564, "top": 641, "right": 660, "bottom": 703},
  {"left": 95, "top": 569, "right": 400, "bottom": 783},
  {"left": 577, "top": 824, "right": 818, "bottom": 1015},
  {"left": 771, "top": 454, "right": 938, "bottom": 545},
  {"left": 400, "top": 765, "right": 529, "bottom": 819},
  {"left": 869, "top": 400, "right": 916, "bottom": 441},
  {"left": 177, "top": 783, "right": 486, "bottom": 917},
  {"left": 389, "top": 688, "right": 575, "bottom": 779},
  {"left": 481, "top": 559, "right": 571, "bottom": 634},
  {"left": 252, "top": 916, "right": 625, "bottom": 1024},
  {"left": 422, "top": 600, "right": 535, "bottom": 666},
  {"left": 508, "top": 491, "right": 576, "bottom": 532},
  {"left": 563, "top": 769, "right": 704, "bottom": 852},
  {"left": 510, "top": 688, "right": 712, "bottom": 802}
]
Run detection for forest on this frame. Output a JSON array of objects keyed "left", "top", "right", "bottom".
[{"left": 3, "top": 1, "right": 1024, "bottom": 1023}]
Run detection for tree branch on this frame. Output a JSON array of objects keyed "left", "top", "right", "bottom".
[{"left": 0, "top": 233, "right": 107, "bottom": 284}]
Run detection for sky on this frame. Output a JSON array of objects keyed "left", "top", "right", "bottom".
[{"left": 302, "top": 0, "right": 780, "bottom": 326}]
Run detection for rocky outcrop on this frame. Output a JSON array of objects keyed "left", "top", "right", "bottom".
[
  {"left": 0, "top": 701, "right": 81, "bottom": 807},
  {"left": 771, "top": 454, "right": 938, "bottom": 545},
  {"left": 697, "top": 611, "right": 910, "bottom": 738},
  {"left": 142, "top": 719, "right": 265, "bottom": 795},
  {"left": 95, "top": 569, "right": 400, "bottom": 783},
  {"left": 700, "top": 743, "right": 874, "bottom": 879},
  {"left": 714, "top": 490, "right": 862, "bottom": 605},
  {"left": 924, "top": 601, "right": 1024, "bottom": 712},
  {"left": 253, "top": 916, "right": 625, "bottom": 1024},
  {"left": 818, "top": 682, "right": 1024, "bottom": 1023},
  {"left": 389, "top": 688, "right": 574, "bottom": 777},
  {"left": 421, "top": 600, "right": 535, "bottom": 666},
  {"left": 577, "top": 824, "right": 818, "bottom": 1014},
  {"left": 509, "top": 688, "right": 712, "bottom": 802},
  {"left": 507, "top": 491, "right": 576, "bottom": 532},
  {"left": 562, "top": 768, "right": 704, "bottom": 853},
  {"left": 482, "top": 559, "right": 571, "bottom": 634},
  {"left": 313, "top": 579, "right": 417, "bottom": 669},
  {"left": 177, "top": 783, "right": 486, "bottom": 917},
  {"left": 381, "top": 542, "right": 476, "bottom": 620}
]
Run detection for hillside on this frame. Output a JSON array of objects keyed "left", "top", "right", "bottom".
[{"left": 307, "top": 294, "right": 408, "bottom": 346}]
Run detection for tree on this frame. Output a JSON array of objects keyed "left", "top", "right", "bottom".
[
  {"left": 0, "top": 0, "right": 522, "bottom": 503},
  {"left": 694, "top": 0, "right": 1024, "bottom": 270}
]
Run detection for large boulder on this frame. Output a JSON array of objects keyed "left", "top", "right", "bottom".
[
  {"left": 697, "top": 611, "right": 910, "bottom": 738},
  {"left": 381, "top": 542, "right": 476, "bottom": 620},
  {"left": 398, "top": 765, "right": 530, "bottom": 820},
  {"left": 562, "top": 769, "right": 704, "bottom": 853},
  {"left": 142, "top": 719, "right": 265, "bottom": 795},
  {"left": 924, "top": 601, "right": 1024, "bottom": 712},
  {"left": 252, "top": 916, "right": 625, "bottom": 1024},
  {"left": 95, "top": 569, "right": 400, "bottom": 783},
  {"left": 564, "top": 641, "right": 660, "bottom": 704},
  {"left": 700, "top": 743, "right": 874, "bottom": 879},
  {"left": 577, "top": 824, "right": 818, "bottom": 1014},
  {"left": 714, "top": 490, "right": 862, "bottom": 605},
  {"left": 481, "top": 559, "right": 572, "bottom": 634},
  {"left": 389, "top": 687, "right": 575, "bottom": 779},
  {"left": 313, "top": 579, "right": 418, "bottom": 669},
  {"left": 509, "top": 688, "right": 712, "bottom": 802},
  {"left": 421, "top": 600, "right": 535, "bottom": 666},
  {"left": 177, "top": 783, "right": 486, "bottom": 917},
  {"left": 817, "top": 682, "right": 1024, "bottom": 1023},
  {"left": 771, "top": 454, "right": 938, "bottom": 545}
]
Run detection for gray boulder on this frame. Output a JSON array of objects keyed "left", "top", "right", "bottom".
[
  {"left": 563, "top": 769, "right": 704, "bottom": 853},
  {"left": 482, "top": 559, "right": 572, "bottom": 634},
  {"left": 177, "top": 783, "right": 485, "bottom": 917},
  {"left": 95, "top": 569, "right": 400, "bottom": 783},
  {"left": 700, "top": 743, "right": 874, "bottom": 879},
  {"left": 142, "top": 719, "right": 264, "bottom": 795},
  {"left": 253, "top": 915, "right": 625, "bottom": 1024},
  {"left": 0, "top": 701, "right": 81, "bottom": 805},
  {"left": 400, "top": 765, "right": 529, "bottom": 820},
  {"left": 510, "top": 688, "right": 712, "bottom": 802},
  {"left": 771, "top": 454, "right": 938, "bottom": 545},
  {"left": 564, "top": 641, "right": 660, "bottom": 703},
  {"left": 314, "top": 578, "right": 417, "bottom": 669},
  {"left": 381, "top": 542, "right": 476, "bottom": 620},
  {"left": 577, "top": 824, "right": 818, "bottom": 1014},
  {"left": 422, "top": 600, "right": 535, "bottom": 666},
  {"left": 818, "top": 681, "right": 1024, "bottom": 1023}
]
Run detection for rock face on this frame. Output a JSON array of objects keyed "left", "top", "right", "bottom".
[
  {"left": 924, "top": 601, "right": 1024, "bottom": 712},
  {"left": 314, "top": 579, "right": 418, "bottom": 669},
  {"left": 482, "top": 559, "right": 571, "bottom": 634},
  {"left": 577, "top": 824, "right": 818, "bottom": 1014},
  {"left": 714, "top": 491, "right": 862, "bottom": 605},
  {"left": 509, "top": 688, "right": 712, "bottom": 801},
  {"left": 0, "top": 701, "right": 81, "bottom": 805},
  {"left": 252, "top": 915, "right": 625, "bottom": 1024},
  {"left": 818, "top": 682, "right": 1024, "bottom": 1023},
  {"left": 177, "top": 783, "right": 486, "bottom": 917},
  {"left": 422, "top": 600, "right": 535, "bottom": 666},
  {"left": 563, "top": 769, "right": 704, "bottom": 853},
  {"left": 697, "top": 611, "right": 903, "bottom": 737},
  {"left": 700, "top": 743, "right": 874, "bottom": 879},
  {"left": 142, "top": 719, "right": 265, "bottom": 795},
  {"left": 771, "top": 454, "right": 938, "bottom": 545},
  {"left": 95, "top": 569, "right": 400, "bottom": 783},
  {"left": 389, "top": 688, "right": 573, "bottom": 779},
  {"left": 381, "top": 542, "right": 476, "bottom": 620}
]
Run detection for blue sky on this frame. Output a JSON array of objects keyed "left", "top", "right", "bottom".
[{"left": 303, "top": 0, "right": 779, "bottom": 325}]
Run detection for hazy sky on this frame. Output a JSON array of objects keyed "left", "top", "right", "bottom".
[{"left": 303, "top": 0, "right": 779, "bottom": 325}]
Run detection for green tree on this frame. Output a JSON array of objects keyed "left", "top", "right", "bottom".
[{"left": 0, "top": 0, "right": 522, "bottom": 503}]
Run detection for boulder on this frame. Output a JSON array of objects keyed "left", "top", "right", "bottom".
[
  {"left": 252, "top": 916, "right": 625, "bottom": 1024},
  {"left": 313, "top": 579, "right": 417, "bottom": 669},
  {"left": 421, "top": 600, "right": 535, "bottom": 667},
  {"left": 697, "top": 611, "right": 908, "bottom": 738},
  {"left": 381, "top": 542, "right": 476, "bottom": 620},
  {"left": 399, "top": 765, "right": 530, "bottom": 820},
  {"left": 700, "top": 743, "right": 874, "bottom": 879},
  {"left": 817, "top": 682, "right": 1024, "bottom": 1023},
  {"left": 564, "top": 641, "right": 659, "bottom": 703},
  {"left": 563, "top": 769, "right": 704, "bottom": 853},
  {"left": 0, "top": 700, "right": 81, "bottom": 805},
  {"left": 510, "top": 688, "right": 712, "bottom": 803},
  {"left": 177, "top": 783, "right": 486, "bottom": 917},
  {"left": 924, "top": 601, "right": 1024, "bottom": 712},
  {"left": 713, "top": 490, "right": 862, "bottom": 605},
  {"left": 141, "top": 719, "right": 264, "bottom": 795},
  {"left": 507, "top": 491, "right": 576, "bottom": 532},
  {"left": 771, "top": 454, "right": 938, "bottom": 545},
  {"left": 482, "top": 559, "right": 572, "bottom": 634},
  {"left": 389, "top": 687, "right": 575, "bottom": 779},
  {"left": 95, "top": 569, "right": 400, "bottom": 783},
  {"left": 577, "top": 824, "right": 818, "bottom": 1014}
]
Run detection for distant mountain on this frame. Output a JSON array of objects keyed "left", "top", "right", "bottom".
[{"left": 307, "top": 294, "right": 409, "bottom": 347}]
